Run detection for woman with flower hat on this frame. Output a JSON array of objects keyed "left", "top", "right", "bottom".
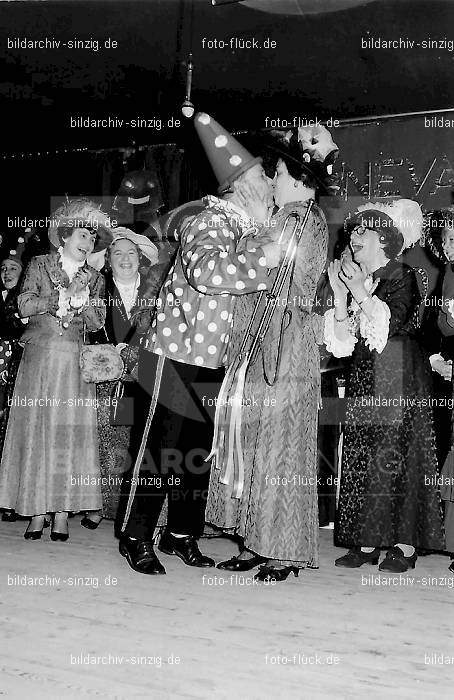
[
  {"left": 326, "top": 199, "right": 445, "bottom": 572},
  {"left": 0, "top": 199, "right": 111, "bottom": 541}
]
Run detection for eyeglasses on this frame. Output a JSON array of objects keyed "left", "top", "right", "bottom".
[{"left": 351, "top": 225, "right": 373, "bottom": 237}]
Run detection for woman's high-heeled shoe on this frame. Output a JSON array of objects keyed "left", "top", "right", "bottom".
[
  {"left": 254, "top": 565, "right": 299, "bottom": 582},
  {"left": 24, "top": 515, "right": 49, "bottom": 540},
  {"left": 81, "top": 515, "right": 103, "bottom": 530},
  {"left": 50, "top": 513, "right": 69, "bottom": 542}
]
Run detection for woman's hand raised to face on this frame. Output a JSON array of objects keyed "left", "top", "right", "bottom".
[
  {"left": 339, "top": 257, "right": 368, "bottom": 297},
  {"left": 234, "top": 180, "right": 270, "bottom": 225},
  {"left": 327, "top": 260, "right": 348, "bottom": 301}
]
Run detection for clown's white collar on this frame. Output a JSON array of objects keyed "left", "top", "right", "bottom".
[{"left": 204, "top": 195, "right": 255, "bottom": 230}]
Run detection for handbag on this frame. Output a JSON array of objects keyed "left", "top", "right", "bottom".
[{"left": 79, "top": 326, "right": 124, "bottom": 384}]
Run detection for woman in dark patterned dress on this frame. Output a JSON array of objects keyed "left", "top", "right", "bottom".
[
  {"left": 325, "top": 199, "right": 445, "bottom": 572},
  {"left": 82, "top": 228, "right": 161, "bottom": 526},
  {"left": 206, "top": 126, "right": 338, "bottom": 581}
]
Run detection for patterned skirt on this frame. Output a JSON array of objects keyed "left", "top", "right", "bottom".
[{"left": 96, "top": 381, "right": 131, "bottom": 519}]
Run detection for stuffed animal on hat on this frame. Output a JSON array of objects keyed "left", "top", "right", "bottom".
[
  {"left": 296, "top": 125, "right": 339, "bottom": 169},
  {"left": 260, "top": 124, "right": 339, "bottom": 194}
]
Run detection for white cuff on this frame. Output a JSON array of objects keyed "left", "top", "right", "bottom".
[
  {"left": 429, "top": 353, "right": 444, "bottom": 370},
  {"left": 323, "top": 308, "right": 356, "bottom": 358},
  {"left": 15, "top": 312, "right": 29, "bottom": 325},
  {"left": 359, "top": 297, "right": 391, "bottom": 354}
]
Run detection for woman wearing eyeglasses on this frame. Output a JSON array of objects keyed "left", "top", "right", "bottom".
[{"left": 325, "top": 199, "right": 444, "bottom": 572}]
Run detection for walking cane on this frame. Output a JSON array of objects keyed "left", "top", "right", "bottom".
[{"left": 120, "top": 355, "right": 166, "bottom": 532}]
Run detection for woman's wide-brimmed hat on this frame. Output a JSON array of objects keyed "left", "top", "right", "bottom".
[
  {"left": 87, "top": 226, "right": 159, "bottom": 271},
  {"left": 48, "top": 198, "right": 114, "bottom": 252},
  {"left": 109, "top": 227, "right": 159, "bottom": 262},
  {"left": 260, "top": 125, "right": 339, "bottom": 194},
  {"left": 347, "top": 199, "right": 423, "bottom": 255}
]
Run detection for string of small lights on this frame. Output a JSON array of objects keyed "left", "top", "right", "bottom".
[{"left": 0, "top": 144, "right": 178, "bottom": 161}]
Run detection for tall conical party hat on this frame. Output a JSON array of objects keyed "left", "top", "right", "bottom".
[{"left": 194, "top": 112, "right": 261, "bottom": 193}]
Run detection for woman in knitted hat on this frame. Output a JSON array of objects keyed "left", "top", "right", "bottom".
[
  {"left": 325, "top": 199, "right": 445, "bottom": 572},
  {"left": 206, "top": 125, "right": 337, "bottom": 581},
  {"left": 0, "top": 199, "right": 111, "bottom": 541}
]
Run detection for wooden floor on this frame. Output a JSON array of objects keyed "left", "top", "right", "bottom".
[{"left": 0, "top": 518, "right": 453, "bottom": 700}]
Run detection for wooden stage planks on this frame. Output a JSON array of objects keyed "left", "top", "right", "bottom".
[{"left": 0, "top": 519, "right": 453, "bottom": 699}]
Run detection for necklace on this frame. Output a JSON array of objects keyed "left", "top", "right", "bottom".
[{"left": 114, "top": 274, "right": 140, "bottom": 319}]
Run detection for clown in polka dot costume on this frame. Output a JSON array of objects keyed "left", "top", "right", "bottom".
[
  {"left": 144, "top": 195, "right": 271, "bottom": 368},
  {"left": 115, "top": 112, "right": 285, "bottom": 571}
]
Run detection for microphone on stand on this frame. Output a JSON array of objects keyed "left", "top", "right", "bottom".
[{"left": 181, "top": 54, "right": 194, "bottom": 118}]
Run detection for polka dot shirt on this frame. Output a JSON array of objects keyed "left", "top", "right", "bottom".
[{"left": 144, "top": 196, "right": 271, "bottom": 368}]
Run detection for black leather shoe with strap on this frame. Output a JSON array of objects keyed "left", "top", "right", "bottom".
[
  {"left": 335, "top": 548, "right": 380, "bottom": 568},
  {"left": 158, "top": 531, "right": 215, "bottom": 567},
  {"left": 119, "top": 536, "right": 166, "bottom": 575},
  {"left": 378, "top": 546, "right": 417, "bottom": 573}
]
